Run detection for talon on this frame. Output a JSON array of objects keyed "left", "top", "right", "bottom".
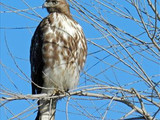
[
  {"left": 51, "top": 89, "right": 65, "bottom": 96},
  {"left": 65, "top": 91, "right": 71, "bottom": 96}
]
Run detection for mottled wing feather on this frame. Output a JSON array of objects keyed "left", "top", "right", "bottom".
[{"left": 30, "top": 23, "right": 44, "bottom": 94}]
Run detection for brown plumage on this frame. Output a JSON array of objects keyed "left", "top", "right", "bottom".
[{"left": 30, "top": 0, "right": 87, "bottom": 119}]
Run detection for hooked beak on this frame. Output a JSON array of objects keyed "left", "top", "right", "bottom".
[{"left": 42, "top": 2, "right": 52, "bottom": 8}]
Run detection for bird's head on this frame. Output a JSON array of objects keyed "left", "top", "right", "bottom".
[{"left": 43, "top": 0, "right": 70, "bottom": 15}]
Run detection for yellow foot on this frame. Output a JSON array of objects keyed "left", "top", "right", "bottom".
[{"left": 51, "top": 89, "right": 65, "bottom": 96}]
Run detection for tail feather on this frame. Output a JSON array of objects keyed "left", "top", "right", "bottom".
[{"left": 35, "top": 99, "right": 57, "bottom": 120}]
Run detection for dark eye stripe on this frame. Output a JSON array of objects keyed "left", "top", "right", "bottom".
[{"left": 52, "top": 1, "right": 58, "bottom": 4}]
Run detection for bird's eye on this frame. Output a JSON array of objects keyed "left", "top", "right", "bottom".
[{"left": 52, "top": 1, "right": 58, "bottom": 5}]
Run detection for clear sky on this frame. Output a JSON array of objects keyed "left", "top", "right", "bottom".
[{"left": 1, "top": 0, "right": 160, "bottom": 120}]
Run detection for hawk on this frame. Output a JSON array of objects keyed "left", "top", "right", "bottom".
[{"left": 30, "top": 0, "right": 87, "bottom": 120}]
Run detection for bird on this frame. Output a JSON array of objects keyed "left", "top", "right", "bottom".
[{"left": 30, "top": 0, "right": 87, "bottom": 119}]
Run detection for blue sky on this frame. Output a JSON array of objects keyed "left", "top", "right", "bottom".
[{"left": 1, "top": 0, "right": 160, "bottom": 119}]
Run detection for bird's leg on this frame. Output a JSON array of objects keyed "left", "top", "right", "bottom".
[{"left": 50, "top": 88, "right": 65, "bottom": 97}]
